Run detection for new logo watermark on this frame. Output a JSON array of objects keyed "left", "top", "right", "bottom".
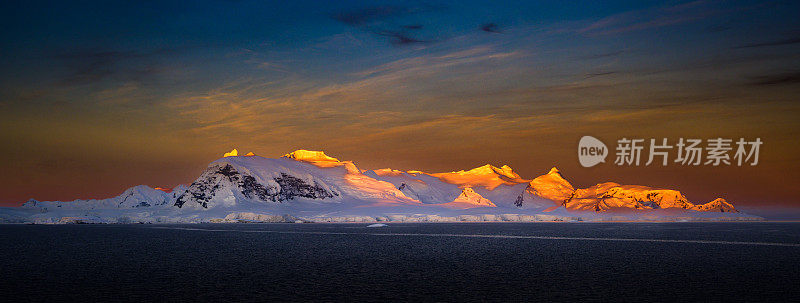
[
  {"left": 578, "top": 137, "right": 761, "bottom": 168},
  {"left": 578, "top": 136, "right": 608, "bottom": 167}
]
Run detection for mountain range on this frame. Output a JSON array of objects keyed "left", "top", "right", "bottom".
[{"left": 0, "top": 149, "right": 755, "bottom": 223}]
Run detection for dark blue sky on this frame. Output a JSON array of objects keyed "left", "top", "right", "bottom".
[
  {"left": 1, "top": 0, "right": 798, "bottom": 206},
  {"left": 3, "top": 0, "right": 796, "bottom": 89}
]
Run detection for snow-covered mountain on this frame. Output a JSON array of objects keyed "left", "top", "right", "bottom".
[
  {"left": 23, "top": 185, "right": 183, "bottom": 210},
  {"left": 515, "top": 167, "right": 576, "bottom": 209},
  {"left": 1, "top": 149, "right": 757, "bottom": 223},
  {"left": 567, "top": 183, "right": 692, "bottom": 211},
  {"left": 173, "top": 150, "right": 418, "bottom": 210},
  {"left": 692, "top": 198, "right": 737, "bottom": 212}
]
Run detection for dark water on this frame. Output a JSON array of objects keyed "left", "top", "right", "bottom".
[{"left": 1, "top": 223, "right": 799, "bottom": 302}]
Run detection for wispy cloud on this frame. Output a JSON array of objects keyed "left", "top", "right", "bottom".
[
  {"left": 163, "top": 42, "right": 695, "bottom": 154},
  {"left": 584, "top": 71, "right": 617, "bottom": 78},
  {"left": 330, "top": 4, "right": 444, "bottom": 47},
  {"left": 580, "top": 50, "right": 625, "bottom": 60},
  {"left": 331, "top": 6, "right": 414, "bottom": 26},
  {"left": 747, "top": 71, "right": 800, "bottom": 86},
  {"left": 164, "top": 46, "right": 533, "bottom": 144},
  {"left": 52, "top": 47, "right": 186, "bottom": 86},
  {"left": 374, "top": 30, "right": 429, "bottom": 46},
  {"left": 481, "top": 23, "right": 502, "bottom": 34},
  {"left": 734, "top": 37, "right": 800, "bottom": 49},
  {"left": 579, "top": 0, "right": 740, "bottom": 36}
]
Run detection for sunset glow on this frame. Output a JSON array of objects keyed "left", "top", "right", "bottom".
[
  {"left": 2, "top": 2, "right": 799, "bottom": 301},
  {"left": 0, "top": 0, "right": 797, "bottom": 218}
]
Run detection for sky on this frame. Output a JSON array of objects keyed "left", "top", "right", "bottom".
[{"left": 0, "top": 0, "right": 798, "bottom": 209}]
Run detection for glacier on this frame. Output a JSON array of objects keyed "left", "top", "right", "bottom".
[{"left": 0, "top": 149, "right": 761, "bottom": 224}]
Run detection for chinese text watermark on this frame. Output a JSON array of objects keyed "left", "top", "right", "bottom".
[{"left": 579, "top": 136, "right": 761, "bottom": 167}]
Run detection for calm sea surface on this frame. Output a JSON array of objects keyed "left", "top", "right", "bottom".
[{"left": 1, "top": 222, "right": 799, "bottom": 302}]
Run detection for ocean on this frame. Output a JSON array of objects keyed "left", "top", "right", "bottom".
[{"left": 1, "top": 222, "right": 799, "bottom": 302}]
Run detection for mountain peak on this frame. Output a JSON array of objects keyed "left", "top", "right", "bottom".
[
  {"left": 442, "top": 187, "right": 496, "bottom": 208},
  {"left": 282, "top": 150, "right": 340, "bottom": 162},
  {"left": 692, "top": 198, "right": 737, "bottom": 212},
  {"left": 459, "top": 164, "right": 520, "bottom": 179},
  {"left": 498, "top": 165, "right": 517, "bottom": 178},
  {"left": 466, "top": 164, "right": 498, "bottom": 174},
  {"left": 430, "top": 164, "right": 527, "bottom": 190},
  {"left": 523, "top": 167, "right": 575, "bottom": 204},
  {"left": 223, "top": 149, "right": 238, "bottom": 157},
  {"left": 223, "top": 149, "right": 257, "bottom": 158}
]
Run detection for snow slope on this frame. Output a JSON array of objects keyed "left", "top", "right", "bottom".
[{"left": 440, "top": 187, "right": 497, "bottom": 209}]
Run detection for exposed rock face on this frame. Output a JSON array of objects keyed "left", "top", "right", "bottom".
[
  {"left": 174, "top": 164, "right": 235, "bottom": 208},
  {"left": 174, "top": 164, "right": 336, "bottom": 208},
  {"left": 514, "top": 195, "right": 525, "bottom": 207},
  {"left": 271, "top": 173, "right": 338, "bottom": 202}
]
